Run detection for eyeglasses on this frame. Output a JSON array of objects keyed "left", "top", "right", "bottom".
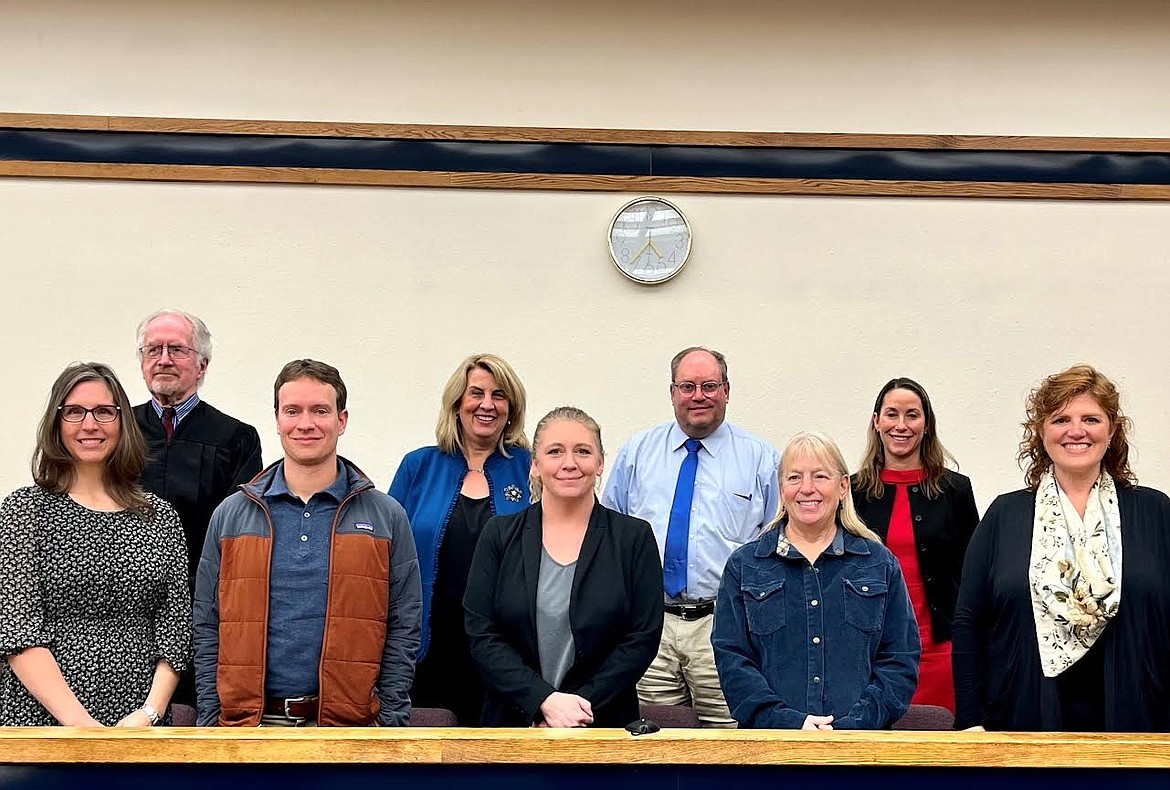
[
  {"left": 671, "top": 380, "right": 727, "bottom": 396},
  {"left": 139, "top": 344, "right": 196, "bottom": 360},
  {"left": 59, "top": 405, "right": 121, "bottom": 423}
]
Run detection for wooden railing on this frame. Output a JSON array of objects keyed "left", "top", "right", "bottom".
[{"left": 2, "top": 727, "right": 1169, "bottom": 767}]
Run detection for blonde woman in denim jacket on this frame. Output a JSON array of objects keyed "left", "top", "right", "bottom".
[{"left": 713, "top": 432, "right": 920, "bottom": 729}]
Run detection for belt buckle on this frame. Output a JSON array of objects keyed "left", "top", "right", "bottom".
[{"left": 283, "top": 695, "right": 313, "bottom": 724}]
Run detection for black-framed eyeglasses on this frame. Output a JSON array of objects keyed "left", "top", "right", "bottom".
[
  {"left": 58, "top": 405, "right": 121, "bottom": 423},
  {"left": 139, "top": 344, "right": 196, "bottom": 360},
  {"left": 671, "top": 380, "right": 727, "bottom": 396}
]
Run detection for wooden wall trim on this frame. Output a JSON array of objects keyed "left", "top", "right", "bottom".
[
  {"left": 2, "top": 727, "right": 1170, "bottom": 768},
  {"left": 4, "top": 112, "right": 1169, "bottom": 199},
  {"left": 3, "top": 161, "right": 1169, "bottom": 201},
  {"left": 3, "top": 112, "right": 1170, "bottom": 152}
]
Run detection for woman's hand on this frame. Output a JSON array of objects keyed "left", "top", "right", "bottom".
[
  {"left": 114, "top": 708, "right": 155, "bottom": 728},
  {"left": 7, "top": 647, "right": 105, "bottom": 728},
  {"left": 63, "top": 712, "right": 106, "bottom": 727},
  {"left": 801, "top": 714, "right": 834, "bottom": 730},
  {"left": 539, "top": 692, "right": 594, "bottom": 728}
]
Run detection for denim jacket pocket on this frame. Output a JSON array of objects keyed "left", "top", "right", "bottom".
[
  {"left": 742, "top": 578, "right": 786, "bottom": 635},
  {"left": 843, "top": 578, "right": 888, "bottom": 633}
]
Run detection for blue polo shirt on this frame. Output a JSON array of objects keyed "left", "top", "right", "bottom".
[{"left": 263, "top": 461, "right": 349, "bottom": 698}]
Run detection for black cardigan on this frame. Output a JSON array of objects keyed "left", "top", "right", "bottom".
[
  {"left": 953, "top": 485, "right": 1170, "bottom": 731},
  {"left": 464, "top": 502, "right": 664, "bottom": 727},
  {"left": 851, "top": 469, "right": 979, "bottom": 642}
]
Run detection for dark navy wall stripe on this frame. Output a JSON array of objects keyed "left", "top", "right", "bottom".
[{"left": 3, "top": 128, "right": 1170, "bottom": 184}]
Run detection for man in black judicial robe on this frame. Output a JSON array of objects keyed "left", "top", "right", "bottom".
[{"left": 134, "top": 310, "right": 263, "bottom": 707}]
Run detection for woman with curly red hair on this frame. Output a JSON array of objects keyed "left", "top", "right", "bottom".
[{"left": 953, "top": 364, "right": 1170, "bottom": 731}]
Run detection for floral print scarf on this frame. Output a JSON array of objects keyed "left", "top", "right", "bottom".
[{"left": 1029, "top": 470, "right": 1122, "bottom": 677}]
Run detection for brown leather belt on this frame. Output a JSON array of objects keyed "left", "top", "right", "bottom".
[
  {"left": 264, "top": 695, "right": 320, "bottom": 721},
  {"left": 664, "top": 600, "right": 715, "bottom": 621}
]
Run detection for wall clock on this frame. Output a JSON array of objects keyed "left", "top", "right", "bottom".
[{"left": 607, "top": 196, "right": 692, "bottom": 284}]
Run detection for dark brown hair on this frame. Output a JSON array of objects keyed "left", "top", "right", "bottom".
[
  {"left": 32, "top": 362, "right": 152, "bottom": 517},
  {"left": 273, "top": 359, "right": 347, "bottom": 411},
  {"left": 855, "top": 377, "right": 957, "bottom": 500},
  {"left": 1019, "top": 364, "right": 1135, "bottom": 490}
]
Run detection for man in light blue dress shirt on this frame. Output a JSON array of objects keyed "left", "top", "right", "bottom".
[{"left": 602, "top": 347, "right": 780, "bottom": 727}]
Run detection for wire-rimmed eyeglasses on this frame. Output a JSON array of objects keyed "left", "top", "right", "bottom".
[
  {"left": 139, "top": 344, "right": 196, "bottom": 360},
  {"left": 671, "top": 380, "right": 727, "bottom": 396}
]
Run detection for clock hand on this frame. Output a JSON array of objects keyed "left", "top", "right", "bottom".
[
  {"left": 628, "top": 240, "right": 651, "bottom": 267},
  {"left": 648, "top": 239, "right": 664, "bottom": 259}
]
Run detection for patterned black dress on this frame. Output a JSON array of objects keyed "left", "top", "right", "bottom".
[{"left": 0, "top": 487, "right": 191, "bottom": 725}]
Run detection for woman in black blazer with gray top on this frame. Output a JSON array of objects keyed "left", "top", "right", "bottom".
[{"left": 465, "top": 407, "right": 663, "bottom": 727}]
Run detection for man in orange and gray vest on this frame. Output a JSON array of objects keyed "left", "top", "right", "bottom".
[{"left": 193, "top": 359, "right": 421, "bottom": 726}]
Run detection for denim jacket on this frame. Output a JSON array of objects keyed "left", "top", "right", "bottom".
[{"left": 713, "top": 521, "right": 920, "bottom": 729}]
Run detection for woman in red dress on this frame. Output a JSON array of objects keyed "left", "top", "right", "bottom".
[{"left": 851, "top": 378, "right": 979, "bottom": 713}]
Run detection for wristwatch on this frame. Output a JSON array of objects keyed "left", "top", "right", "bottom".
[{"left": 141, "top": 703, "right": 161, "bottom": 726}]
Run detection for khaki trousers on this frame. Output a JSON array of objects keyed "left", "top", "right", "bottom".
[{"left": 637, "top": 612, "right": 737, "bottom": 728}]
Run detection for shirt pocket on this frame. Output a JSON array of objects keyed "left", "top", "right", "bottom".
[
  {"left": 742, "top": 578, "right": 786, "bottom": 635},
  {"left": 716, "top": 490, "right": 765, "bottom": 542},
  {"left": 843, "top": 578, "right": 888, "bottom": 633}
]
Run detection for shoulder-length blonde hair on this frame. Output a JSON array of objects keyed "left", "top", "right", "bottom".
[
  {"left": 435, "top": 353, "right": 530, "bottom": 457},
  {"left": 769, "top": 431, "right": 879, "bottom": 542},
  {"left": 1019, "top": 364, "right": 1135, "bottom": 490},
  {"left": 855, "top": 377, "right": 957, "bottom": 500},
  {"left": 32, "top": 362, "right": 153, "bottom": 518}
]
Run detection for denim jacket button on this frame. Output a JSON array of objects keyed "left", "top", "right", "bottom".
[
  {"left": 812, "top": 676, "right": 821, "bottom": 684},
  {"left": 812, "top": 636, "right": 821, "bottom": 644},
  {"left": 810, "top": 599, "right": 818, "bottom": 606},
  {"left": 861, "top": 586, "right": 869, "bottom": 592}
]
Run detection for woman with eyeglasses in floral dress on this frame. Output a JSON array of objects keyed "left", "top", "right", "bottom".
[{"left": 0, "top": 362, "right": 190, "bottom": 727}]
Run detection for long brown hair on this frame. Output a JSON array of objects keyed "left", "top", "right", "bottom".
[
  {"left": 855, "top": 377, "right": 957, "bottom": 500},
  {"left": 1019, "top": 364, "right": 1135, "bottom": 490},
  {"left": 32, "top": 362, "right": 152, "bottom": 517}
]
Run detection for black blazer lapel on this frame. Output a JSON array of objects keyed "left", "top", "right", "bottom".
[
  {"left": 521, "top": 504, "right": 544, "bottom": 651},
  {"left": 569, "top": 501, "right": 609, "bottom": 625},
  {"left": 573, "top": 501, "right": 607, "bottom": 583}
]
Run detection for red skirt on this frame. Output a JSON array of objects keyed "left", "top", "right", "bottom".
[{"left": 881, "top": 471, "right": 955, "bottom": 713}]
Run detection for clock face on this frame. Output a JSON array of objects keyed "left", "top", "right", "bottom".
[{"left": 608, "top": 196, "right": 692, "bottom": 284}]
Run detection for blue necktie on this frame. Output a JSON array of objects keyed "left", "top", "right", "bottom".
[{"left": 663, "top": 438, "right": 702, "bottom": 598}]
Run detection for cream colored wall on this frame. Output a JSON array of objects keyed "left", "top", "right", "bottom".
[{"left": 2, "top": 0, "right": 1169, "bottom": 509}]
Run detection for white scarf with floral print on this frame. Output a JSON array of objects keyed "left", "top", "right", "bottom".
[{"left": 1029, "top": 470, "right": 1122, "bottom": 677}]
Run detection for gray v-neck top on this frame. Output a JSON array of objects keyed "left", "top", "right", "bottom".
[{"left": 537, "top": 546, "right": 577, "bottom": 688}]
